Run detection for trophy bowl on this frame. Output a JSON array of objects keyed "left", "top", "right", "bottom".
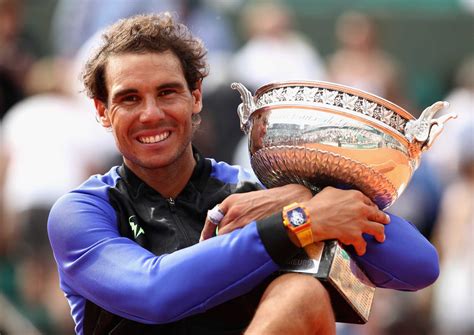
[{"left": 232, "top": 81, "right": 456, "bottom": 209}]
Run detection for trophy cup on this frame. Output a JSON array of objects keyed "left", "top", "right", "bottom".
[{"left": 231, "top": 81, "right": 456, "bottom": 323}]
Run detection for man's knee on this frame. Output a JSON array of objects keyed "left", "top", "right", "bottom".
[
  {"left": 265, "top": 273, "right": 334, "bottom": 320},
  {"left": 252, "top": 273, "right": 336, "bottom": 334},
  {"left": 264, "top": 273, "right": 331, "bottom": 304}
]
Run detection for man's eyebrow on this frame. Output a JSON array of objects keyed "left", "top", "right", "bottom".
[
  {"left": 111, "top": 88, "right": 138, "bottom": 101},
  {"left": 156, "top": 82, "right": 186, "bottom": 90}
]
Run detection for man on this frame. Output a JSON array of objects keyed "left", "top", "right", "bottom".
[{"left": 48, "top": 13, "right": 439, "bottom": 335}]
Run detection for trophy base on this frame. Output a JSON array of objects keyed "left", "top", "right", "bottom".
[{"left": 280, "top": 240, "right": 375, "bottom": 324}]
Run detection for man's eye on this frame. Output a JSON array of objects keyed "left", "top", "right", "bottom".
[
  {"left": 122, "top": 95, "right": 139, "bottom": 103},
  {"left": 159, "top": 89, "right": 176, "bottom": 97}
]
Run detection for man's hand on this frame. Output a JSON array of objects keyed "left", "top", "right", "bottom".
[
  {"left": 200, "top": 184, "right": 312, "bottom": 241},
  {"left": 303, "top": 187, "right": 390, "bottom": 256}
]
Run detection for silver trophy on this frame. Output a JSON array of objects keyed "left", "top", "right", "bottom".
[{"left": 232, "top": 81, "right": 456, "bottom": 323}]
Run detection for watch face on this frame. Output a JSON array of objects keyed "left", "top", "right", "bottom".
[{"left": 288, "top": 207, "right": 307, "bottom": 227}]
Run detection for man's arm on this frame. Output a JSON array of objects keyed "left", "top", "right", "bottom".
[
  {"left": 349, "top": 213, "right": 439, "bottom": 291},
  {"left": 302, "top": 187, "right": 439, "bottom": 291},
  {"left": 203, "top": 186, "right": 439, "bottom": 291},
  {"left": 48, "top": 191, "right": 299, "bottom": 325}
]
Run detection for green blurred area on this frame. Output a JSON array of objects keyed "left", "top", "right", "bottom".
[
  {"left": 285, "top": 0, "right": 473, "bottom": 110},
  {"left": 21, "top": 0, "right": 474, "bottom": 110},
  {"left": 289, "top": 0, "right": 465, "bottom": 12}
]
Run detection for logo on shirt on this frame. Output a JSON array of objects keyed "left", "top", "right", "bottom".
[{"left": 128, "top": 215, "right": 144, "bottom": 239}]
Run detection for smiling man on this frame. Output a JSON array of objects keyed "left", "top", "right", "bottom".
[
  {"left": 94, "top": 50, "right": 202, "bottom": 198},
  {"left": 48, "top": 13, "right": 439, "bottom": 335}
]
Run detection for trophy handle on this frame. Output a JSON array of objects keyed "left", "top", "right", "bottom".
[
  {"left": 404, "top": 101, "right": 457, "bottom": 151},
  {"left": 231, "top": 82, "right": 256, "bottom": 134}
]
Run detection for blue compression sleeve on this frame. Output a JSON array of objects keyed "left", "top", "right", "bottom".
[{"left": 350, "top": 213, "right": 439, "bottom": 291}]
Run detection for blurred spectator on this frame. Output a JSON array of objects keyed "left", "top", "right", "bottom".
[
  {"left": 431, "top": 125, "right": 474, "bottom": 335},
  {"left": 184, "top": 0, "right": 237, "bottom": 93},
  {"left": 0, "top": 68, "right": 23, "bottom": 121},
  {"left": 0, "top": 0, "right": 35, "bottom": 119},
  {"left": 0, "top": 0, "right": 34, "bottom": 86},
  {"left": 426, "top": 55, "right": 474, "bottom": 185},
  {"left": 2, "top": 92, "right": 116, "bottom": 220},
  {"left": 198, "top": 86, "right": 243, "bottom": 163},
  {"left": 327, "top": 11, "right": 406, "bottom": 107},
  {"left": 230, "top": 1, "right": 326, "bottom": 91}
]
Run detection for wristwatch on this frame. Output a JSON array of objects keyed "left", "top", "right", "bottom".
[{"left": 282, "top": 202, "right": 314, "bottom": 248}]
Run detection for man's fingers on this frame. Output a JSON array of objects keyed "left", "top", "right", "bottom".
[
  {"left": 199, "top": 219, "right": 216, "bottom": 242},
  {"left": 363, "top": 222, "right": 386, "bottom": 243},
  {"left": 217, "top": 223, "right": 231, "bottom": 235},
  {"left": 359, "top": 193, "right": 375, "bottom": 207},
  {"left": 200, "top": 204, "right": 225, "bottom": 242},
  {"left": 367, "top": 206, "right": 390, "bottom": 225},
  {"left": 353, "top": 239, "right": 367, "bottom": 256},
  {"left": 217, "top": 199, "right": 230, "bottom": 217}
]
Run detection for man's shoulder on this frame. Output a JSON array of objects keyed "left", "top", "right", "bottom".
[
  {"left": 75, "top": 166, "right": 121, "bottom": 196},
  {"left": 208, "top": 158, "right": 260, "bottom": 186},
  {"left": 52, "top": 166, "right": 122, "bottom": 210},
  {"left": 48, "top": 167, "right": 121, "bottom": 244}
]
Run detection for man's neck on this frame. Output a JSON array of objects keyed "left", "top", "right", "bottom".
[{"left": 124, "top": 147, "right": 196, "bottom": 199}]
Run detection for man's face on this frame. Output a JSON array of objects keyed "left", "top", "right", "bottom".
[{"left": 95, "top": 51, "right": 202, "bottom": 171}]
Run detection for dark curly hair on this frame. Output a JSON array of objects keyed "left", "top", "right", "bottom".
[{"left": 82, "top": 13, "right": 209, "bottom": 103}]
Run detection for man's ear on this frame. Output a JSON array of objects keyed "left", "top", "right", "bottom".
[
  {"left": 94, "top": 99, "right": 111, "bottom": 128},
  {"left": 191, "top": 81, "right": 203, "bottom": 115}
]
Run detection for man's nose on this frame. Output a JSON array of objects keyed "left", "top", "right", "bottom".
[{"left": 139, "top": 98, "right": 165, "bottom": 123}]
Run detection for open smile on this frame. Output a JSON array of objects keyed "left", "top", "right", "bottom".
[{"left": 138, "top": 131, "right": 171, "bottom": 144}]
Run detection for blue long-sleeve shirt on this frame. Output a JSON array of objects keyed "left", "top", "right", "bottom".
[{"left": 48, "top": 157, "right": 439, "bottom": 334}]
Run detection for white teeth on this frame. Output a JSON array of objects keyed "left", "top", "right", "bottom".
[{"left": 139, "top": 131, "right": 170, "bottom": 144}]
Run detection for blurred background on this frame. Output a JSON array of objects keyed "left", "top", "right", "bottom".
[{"left": 0, "top": 0, "right": 472, "bottom": 334}]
